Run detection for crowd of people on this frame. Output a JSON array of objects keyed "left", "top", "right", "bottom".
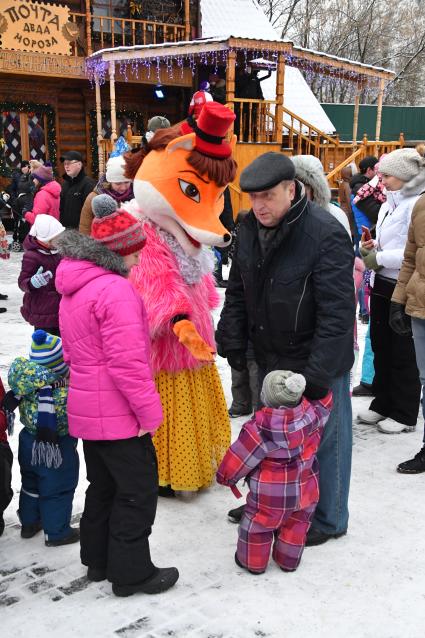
[{"left": 1, "top": 95, "right": 425, "bottom": 597}]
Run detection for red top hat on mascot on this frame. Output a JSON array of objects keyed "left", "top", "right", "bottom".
[{"left": 182, "top": 101, "right": 236, "bottom": 159}]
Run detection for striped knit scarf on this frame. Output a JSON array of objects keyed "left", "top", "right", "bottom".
[{"left": 31, "top": 386, "right": 62, "bottom": 469}]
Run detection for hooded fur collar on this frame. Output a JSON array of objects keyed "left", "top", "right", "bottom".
[
  {"left": 292, "top": 156, "right": 331, "bottom": 209},
  {"left": 55, "top": 230, "right": 129, "bottom": 277}
]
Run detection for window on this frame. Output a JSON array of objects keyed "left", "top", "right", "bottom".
[
  {"left": 92, "top": 0, "right": 129, "bottom": 34},
  {"left": 0, "top": 110, "right": 48, "bottom": 172}
]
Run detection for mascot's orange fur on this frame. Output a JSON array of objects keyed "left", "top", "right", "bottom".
[{"left": 125, "top": 103, "right": 237, "bottom": 494}]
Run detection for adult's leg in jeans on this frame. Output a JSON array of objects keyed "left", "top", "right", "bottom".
[
  {"left": 388, "top": 328, "right": 420, "bottom": 426},
  {"left": 100, "top": 436, "right": 159, "bottom": 586},
  {"left": 369, "top": 292, "right": 392, "bottom": 417},
  {"left": 358, "top": 284, "right": 367, "bottom": 317},
  {"left": 313, "top": 372, "right": 352, "bottom": 535},
  {"left": 230, "top": 366, "right": 252, "bottom": 413},
  {"left": 360, "top": 323, "right": 375, "bottom": 385},
  {"left": 80, "top": 441, "right": 115, "bottom": 570},
  {"left": 411, "top": 318, "right": 425, "bottom": 442}
]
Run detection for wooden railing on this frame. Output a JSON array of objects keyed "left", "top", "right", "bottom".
[
  {"left": 69, "top": 12, "right": 186, "bottom": 57},
  {"left": 326, "top": 133, "right": 405, "bottom": 186},
  {"left": 231, "top": 99, "right": 277, "bottom": 143},
  {"left": 282, "top": 105, "right": 340, "bottom": 152}
]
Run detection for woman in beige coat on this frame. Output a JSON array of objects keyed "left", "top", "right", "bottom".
[
  {"left": 391, "top": 192, "right": 425, "bottom": 473},
  {"left": 79, "top": 155, "right": 133, "bottom": 235}
]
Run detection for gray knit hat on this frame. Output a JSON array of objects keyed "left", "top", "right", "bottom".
[
  {"left": 147, "top": 116, "right": 171, "bottom": 132},
  {"left": 261, "top": 370, "right": 306, "bottom": 408},
  {"left": 379, "top": 148, "right": 425, "bottom": 182}
]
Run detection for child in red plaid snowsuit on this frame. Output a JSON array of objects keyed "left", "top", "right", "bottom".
[{"left": 217, "top": 370, "right": 332, "bottom": 574}]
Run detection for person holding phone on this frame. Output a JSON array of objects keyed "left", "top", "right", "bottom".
[{"left": 357, "top": 149, "right": 425, "bottom": 434}]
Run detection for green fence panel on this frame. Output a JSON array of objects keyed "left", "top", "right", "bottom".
[{"left": 321, "top": 104, "right": 425, "bottom": 142}]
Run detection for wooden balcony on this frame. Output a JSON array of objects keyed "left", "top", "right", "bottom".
[
  {"left": 232, "top": 99, "right": 277, "bottom": 143},
  {"left": 69, "top": 12, "right": 187, "bottom": 57}
]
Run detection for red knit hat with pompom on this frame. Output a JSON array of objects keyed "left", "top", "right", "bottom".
[{"left": 90, "top": 194, "right": 145, "bottom": 256}]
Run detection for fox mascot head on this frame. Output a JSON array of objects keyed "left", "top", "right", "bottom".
[{"left": 124, "top": 102, "right": 237, "bottom": 257}]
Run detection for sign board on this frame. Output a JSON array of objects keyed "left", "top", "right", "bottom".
[{"left": 0, "top": 0, "right": 71, "bottom": 55}]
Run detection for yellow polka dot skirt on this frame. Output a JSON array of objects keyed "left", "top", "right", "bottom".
[{"left": 153, "top": 364, "right": 231, "bottom": 491}]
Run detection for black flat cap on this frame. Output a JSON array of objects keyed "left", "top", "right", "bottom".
[
  {"left": 240, "top": 152, "right": 296, "bottom": 192},
  {"left": 60, "top": 150, "right": 83, "bottom": 162}
]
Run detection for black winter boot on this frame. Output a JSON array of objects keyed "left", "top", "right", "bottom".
[
  {"left": 21, "top": 521, "right": 42, "bottom": 539},
  {"left": 352, "top": 383, "right": 374, "bottom": 397},
  {"left": 228, "top": 504, "right": 245, "bottom": 523},
  {"left": 112, "top": 567, "right": 179, "bottom": 597},
  {"left": 397, "top": 446, "right": 425, "bottom": 474},
  {"left": 87, "top": 567, "right": 107, "bottom": 582},
  {"left": 45, "top": 527, "right": 80, "bottom": 547}
]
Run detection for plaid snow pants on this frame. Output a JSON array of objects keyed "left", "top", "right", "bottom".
[{"left": 236, "top": 461, "right": 319, "bottom": 573}]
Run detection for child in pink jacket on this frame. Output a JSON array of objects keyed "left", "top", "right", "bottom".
[
  {"left": 55, "top": 195, "right": 178, "bottom": 598},
  {"left": 25, "top": 164, "right": 60, "bottom": 226}
]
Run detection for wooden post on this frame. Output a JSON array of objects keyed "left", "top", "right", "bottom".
[
  {"left": 95, "top": 74, "right": 104, "bottom": 174},
  {"left": 352, "top": 90, "right": 360, "bottom": 144},
  {"left": 109, "top": 61, "right": 117, "bottom": 145},
  {"left": 184, "top": 0, "right": 191, "bottom": 40},
  {"left": 275, "top": 52, "right": 285, "bottom": 146},
  {"left": 375, "top": 78, "right": 385, "bottom": 141},
  {"left": 226, "top": 50, "right": 236, "bottom": 136},
  {"left": 85, "top": 0, "right": 92, "bottom": 56},
  {"left": 19, "top": 113, "right": 29, "bottom": 161},
  {"left": 399, "top": 131, "right": 405, "bottom": 148}
]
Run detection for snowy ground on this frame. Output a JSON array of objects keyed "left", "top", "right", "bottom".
[{"left": 1, "top": 252, "right": 425, "bottom": 638}]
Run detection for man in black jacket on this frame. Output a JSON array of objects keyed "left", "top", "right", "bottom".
[
  {"left": 216, "top": 152, "right": 355, "bottom": 546},
  {"left": 59, "top": 151, "right": 95, "bottom": 229}
]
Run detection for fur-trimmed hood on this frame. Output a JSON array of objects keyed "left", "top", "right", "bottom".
[
  {"left": 55, "top": 230, "right": 128, "bottom": 278},
  {"left": 291, "top": 155, "right": 331, "bottom": 210}
]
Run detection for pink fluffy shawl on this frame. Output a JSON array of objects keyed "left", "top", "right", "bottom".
[{"left": 130, "top": 222, "right": 220, "bottom": 374}]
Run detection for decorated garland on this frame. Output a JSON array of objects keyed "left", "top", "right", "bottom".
[
  {"left": 0, "top": 101, "right": 56, "bottom": 177},
  {"left": 89, "top": 109, "right": 145, "bottom": 176}
]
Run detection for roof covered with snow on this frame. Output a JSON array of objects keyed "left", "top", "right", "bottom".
[
  {"left": 200, "top": 0, "right": 336, "bottom": 133},
  {"left": 200, "top": 0, "right": 281, "bottom": 41}
]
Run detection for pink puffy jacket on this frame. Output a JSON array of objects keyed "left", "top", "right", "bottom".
[
  {"left": 25, "top": 180, "right": 61, "bottom": 225},
  {"left": 56, "top": 256, "right": 163, "bottom": 440}
]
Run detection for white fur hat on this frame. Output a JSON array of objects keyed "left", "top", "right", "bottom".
[
  {"left": 105, "top": 155, "right": 130, "bottom": 184},
  {"left": 29, "top": 214, "right": 65, "bottom": 243}
]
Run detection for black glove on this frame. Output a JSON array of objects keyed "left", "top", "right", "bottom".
[
  {"left": 1, "top": 390, "right": 21, "bottom": 412},
  {"left": 227, "top": 350, "right": 247, "bottom": 372},
  {"left": 389, "top": 302, "right": 412, "bottom": 336},
  {"left": 304, "top": 382, "right": 329, "bottom": 400}
]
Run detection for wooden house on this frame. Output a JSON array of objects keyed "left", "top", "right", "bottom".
[
  {"left": 0, "top": 0, "right": 402, "bottom": 202},
  {"left": 0, "top": 0, "right": 196, "bottom": 185}
]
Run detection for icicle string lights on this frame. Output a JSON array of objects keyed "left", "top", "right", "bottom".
[{"left": 85, "top": 46, "right": 383, "bottom": 98}]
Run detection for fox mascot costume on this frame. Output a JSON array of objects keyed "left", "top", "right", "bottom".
[{"left": 124, "top": 102, "right": 237, "bottom": 495}]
